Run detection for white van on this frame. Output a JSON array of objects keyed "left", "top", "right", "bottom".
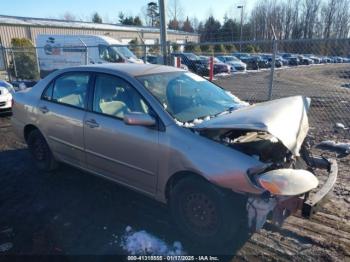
[{"left": 36, "top": 35, "right": 143, "bottom": 78}]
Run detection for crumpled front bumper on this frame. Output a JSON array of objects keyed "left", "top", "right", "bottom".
[
  {"left": 275, "top": 157, "right": 338, "bottom": 220},
  {"left": 247, "top": 156, "right": 338, "bottom": 231},
  {"left": 302, "top": 157, "right": 338, "bottom": 217}
]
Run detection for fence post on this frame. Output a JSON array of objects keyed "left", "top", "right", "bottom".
[
  {"left": 11, "top": 48, "right": 18, "bottom": 80},
  {"left": 78, "top": 38, "right": 88, "bottom": 65},
  {"left": 85, "top": 46, "right": 88, "bottom": 65},
  {"left": 34, "top": 47, "right": 41, "bottom": 79},
  {"left": 1, "top": 46, "right": 11, "bottom": 82},
  {"left": 143, "top": 45, "right": 147, "bottom": 64},
  {"left": 209, "top": 56, "right": 214, "bottom": 81},
  {"left": 268, "top": 39, "right": 277, "bottom": 100},
  {"left": 175, "top": 56, "right": 181, "bottom": 68},
  {"left": 166, "top": 41, "right": 171, "bottom": 65}
]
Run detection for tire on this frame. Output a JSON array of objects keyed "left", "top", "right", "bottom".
[
  {"left": 27, "top": 129, "right": 58, "bottom": 171},
  {"left": 169, "top": 176, "right": 246, "bottom": 246}
]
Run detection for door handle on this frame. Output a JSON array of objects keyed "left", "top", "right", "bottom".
[
  {"left": 39, "top": 106, "right": 49, "bottom": 114},
  {"left": 85, "top": 119, "right": 99, "bottom": 128}
]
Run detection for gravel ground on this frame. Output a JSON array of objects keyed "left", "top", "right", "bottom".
[{"left": 0, "top": 63, "right": 349, "bottom": 261}]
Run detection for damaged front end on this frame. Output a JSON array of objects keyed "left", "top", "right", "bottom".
[
  {"left": 193, "top": 96, "right": 338, "bottom": 232},
  {"left": 246, "top": 156, "right": 337, "bottom": 232}
]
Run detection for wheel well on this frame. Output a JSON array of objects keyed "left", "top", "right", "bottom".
[
  {"left": 23, "top": 124, "right": 39, "bottom": 142},
  {"left": 165, "top": 171, "right": 206, "bottom": 202}
]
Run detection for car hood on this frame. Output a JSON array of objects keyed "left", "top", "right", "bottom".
[
  {"left": 194, "top": 96, "right": 311, "bottom": 155},
  {"left": 127, "top": 57, "right": 144, "bottom": 64},
  {"left": 214, "top": 62, "right": 228, "bottom": 67}
]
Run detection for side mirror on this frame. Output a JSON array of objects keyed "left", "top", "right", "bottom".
[{"left": 123, "top": 112, "right": 156, "bottom": 127}]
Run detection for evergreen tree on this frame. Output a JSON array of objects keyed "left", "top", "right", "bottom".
[
  {"left": 201, "top": 16, "right": 221, "bottom": 42},
  {"left": 92, "top": 12, "right": 102, "bottom": 23},
  {"left": 146, "top": 2, "right": 160, "bottom": 27},
  {"left": 168, "top": 19, "right": 180, "bottom": 30},
  {"left": 182, "top": 17, "right": 194, "bottom": 32},
  {"left": 10, "top": 38, "right": 39, "bottom": 80}
]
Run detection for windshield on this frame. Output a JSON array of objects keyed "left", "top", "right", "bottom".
[
  {"left": 185, "top": 53, "right": 199, "bottom": 60},
  {"left": 137, "top": 72, "right": 247, "bottom": 123},
  {"left": 99, "top": 45, "right": 136, "bottom": 62},
  {"left": 111, "top": 45, "right": 136, "bottom": 59},
  {"left": 225, "top": 56, "right": 239, "bottom": 62}
]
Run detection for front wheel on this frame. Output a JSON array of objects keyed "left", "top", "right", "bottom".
[
  {"left": 170, "top": 177, "right": 247, "bottom": 246},
  {"left": 27, "top": 129, "right": 58, "bottom": 172}
]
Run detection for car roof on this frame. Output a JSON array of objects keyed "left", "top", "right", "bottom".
[{"left": 68, "top": 63, "right": 185, "bottom": 77}]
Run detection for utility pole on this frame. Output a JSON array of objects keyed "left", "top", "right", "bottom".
[
  {"left": 268, "top": 26, "right": 277, "bottom": 100},
  {"left": 237, "top": 5, "right": 244, "bottom": 52},
  {"left": 159, "top": 0, "right": 167, "bottom": 65}
]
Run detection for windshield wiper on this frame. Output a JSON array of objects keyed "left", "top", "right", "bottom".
[{"left": 211, "top": 106, "right": 237, "bottom": 118}]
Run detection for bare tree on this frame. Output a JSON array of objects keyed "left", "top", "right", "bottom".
[
  {"left": 61, "top": 12, "right": 76, "bottom": 21},
  {"left": 301, "top": 0, "right": 321, "bottom": 39},
  {"left": 191, "top": 17, "right": 199, "bottom": 31},
  {"left": 322, "top": 0, "right": 337, "bottom": 38},
  {"left": 332, "top": 0, "right": 350, "bottom": 38},
  {"left": 168, "top": 0, "right": 184, "bottom": 22}
]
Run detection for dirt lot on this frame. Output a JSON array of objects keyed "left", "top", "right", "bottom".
[{"left": 0, "top": 64, "right": 349, "bottom": 261}]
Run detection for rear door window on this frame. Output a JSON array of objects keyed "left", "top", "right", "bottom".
[{"left": 43, "top": 73, "right": 90, "bottom": 109}]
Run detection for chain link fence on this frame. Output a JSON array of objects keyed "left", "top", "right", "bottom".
[{"left": 1, "top": 38, "right": 349, "bottom": 139}]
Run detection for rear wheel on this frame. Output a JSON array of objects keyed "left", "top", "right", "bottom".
[
  {"left": 27, "top": 129, "right": 58, "bottom": 171},
  {"left": 170, "top": 176, "right": 247, "bottom": 246}
]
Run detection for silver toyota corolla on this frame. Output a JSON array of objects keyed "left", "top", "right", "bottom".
[{"left": 12, "top": 64, "right": 337, "bottom": 246}]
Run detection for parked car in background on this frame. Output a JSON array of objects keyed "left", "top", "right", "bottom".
[
  {"left": 236, "top": 55, "right": 269, "bottom": 70},
  {"left": 276, "top": 55, "right": 289, "bottom": 66},
  {"left": 342, "top": 57, "right": 350, "bottom": 63},
  {"left": 12, "top": 64, "right": 338, "bottom": 246},
  {"left": 238, "top": 56, "right": 259, "bottom": 70},
  {"left": 261, "top": 54, "right": 283, "bottom": 68},
  {"left": 298, "top": 55, "right": 314, "bottom": 65},
  {"left": 197, "top": 56, "right": 231, "bottom": 75},
  {"left": 37, "top": 34, "right": 143, "bottom": 78},
  {"left": 332, "top": 56, "right": 344, "bottom": 63},
  {"left": 172, "top": 52, "right": 206, "bottom": 74},
  {"left": 304, "top": 54, "right": 321, "bottom": 64},
  {"left": 288, "top": 56, "right": 300, "bottom": 66},
  {"left": 0, "top": 80, "right": 15, "bottom": 113},
  {"left": 232, "top": 52, "right": 251, "bottom": 60},
  {"left": 320, "top": 56, "right": 332, "bottom": 63},
  {"left": 216, "top": 55, "right": 247, "bottom": 71},
  {"left": 142, "top": 54, "right": 159, "bottom": 64},
  {"left": 251, "top": 55, "right": 270, "bottom": 69},
  {"left": 11, "top": 80, "right": 38, "bottom": 91}
]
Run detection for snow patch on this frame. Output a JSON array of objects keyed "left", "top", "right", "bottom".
[
  {"left": 120, "top": 226, "right": 185, "bottom": 255},
  {"left": 319, "top": 140, "right": 350, "bottom": 154},
  {"left": 335, "top": 122, "right": 348, "bottom": 130},
  {"left": 214, "top": 72, "right": 231, "bottom": 77}
]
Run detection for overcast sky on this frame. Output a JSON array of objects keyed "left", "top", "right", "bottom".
[{"left": 0, "top": 0, "right": 254, "bottom": 23}]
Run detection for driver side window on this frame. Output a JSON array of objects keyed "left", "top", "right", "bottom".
[{"left": 93, "top": 74, "right": 149, "bottom": 119}]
